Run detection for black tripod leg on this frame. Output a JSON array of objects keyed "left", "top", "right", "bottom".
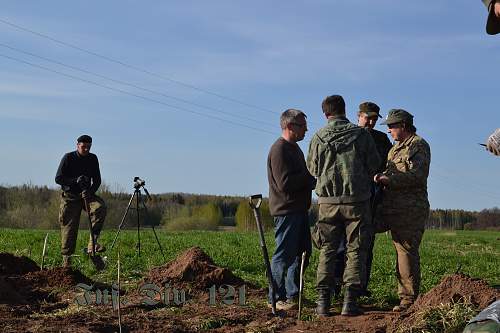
[
  {"left": 136, "top": 191, "right": 141, "bottom": 256},
  {"left": 140, "top": 200, "right": 166, "bottom": 261},
  {"left": 110, "top": 191, "right": 136, "bottom": 251}
]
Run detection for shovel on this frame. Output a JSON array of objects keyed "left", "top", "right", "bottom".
[
  {"left": 82, "top": 193, "right": 106, "bottom": 271},
  {"left": 298, "top": 251, "right": 307, "bottom": 320},
  {"left": 249, "top": 194, "right": 277, "bottom": 315}
]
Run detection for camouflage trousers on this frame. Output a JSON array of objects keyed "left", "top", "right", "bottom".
[
  {"left": 59, "top": 191, "right": 106, "bottom": 256},
  {"left": 312, "top": 200, "right": 371, "bottom": 292},
  {"left": 384, "top": 209, "right": 428, "bottom": 302}
]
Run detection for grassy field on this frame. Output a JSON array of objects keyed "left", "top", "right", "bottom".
[{"left": 0, "top": 228, "right": 498, "bottom": 308}]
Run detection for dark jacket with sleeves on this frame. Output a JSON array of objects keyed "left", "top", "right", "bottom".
[{"left": 55, "top": 151, "right": 102, "bottom": 195}]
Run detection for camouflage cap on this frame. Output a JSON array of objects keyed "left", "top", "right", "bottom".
[
  {"left": 359, "top": 102, "right": 381, "bottom": 118},
  {"left": 380, "top": 109, "right": 414, "bottom": 126}
]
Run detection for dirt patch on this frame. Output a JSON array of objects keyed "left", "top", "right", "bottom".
[
  {"left": 22, "top": 267, "right": 93, "bottom": 288},
  {"left": 1, "top": 252, "right": 499, "bottom": 332},
  {"left": 391, "top": 274, "right": 500, "bottom": 332},
  {"left": 410, "top": 273, "right": 499, "bottom": 312},
  {"left": 0, "top": 266, "right": 93, "bottom": 307},
  {"left": 0, "top": 253, "right": 39, "bottom": 275},
  {"left": 146, "top": 247, "right": 245, "bottom": 290},
  {"left": 0, "top": 276, "right": 28, "bottom": 304}
]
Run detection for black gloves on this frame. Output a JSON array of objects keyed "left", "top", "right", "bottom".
[{"left": 76, "top": 175, "right": 91, "bottom": 190}]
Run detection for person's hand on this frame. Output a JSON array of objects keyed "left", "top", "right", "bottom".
[
  {"left": 495, "top": 1, "right": 500, "bottom": 18},
  {"left": 81, "top": 190, "right": 91, "bottom": 200},
  {"left": 76, "top": 175, "right": 90, "bottom": 189},
  {"left": 374, "top": 173, "right": 390, "bottom": 186},
  {"left": 486, "top": 141, "right": 500, "bottom": 156}
]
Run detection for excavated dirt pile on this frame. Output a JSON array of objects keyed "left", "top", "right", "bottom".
[
  {"left": 391, "top": 274, "right": 500, "bottom": 332},
  {"left": 409, "top": 273, "right": 499, "bottom": 312},
  {"left": 22, "top": 267, "right": 93, "bottom": 288},
  {"left": 0, "top": 252, "right": 39, "bottom": 275},
  {"left": 0, "top": 252, "right": 93, "bottom": 306},
  {"left": 146, "top": 246, "right": 245, "bottom": 290}
]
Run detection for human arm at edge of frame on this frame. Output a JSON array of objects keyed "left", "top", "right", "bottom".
[{"left": 385, "top": 141, "right": 431, "bottom": 190}]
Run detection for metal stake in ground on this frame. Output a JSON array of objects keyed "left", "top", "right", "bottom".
[
  {"left": 110, "top": 177, "right": 166, "bottom": 261},
  {"left": 82, "top": 194, "right": 106, "bottom": 271},
  {"left": 249, "top": 194, "right": 277, "bottom": 315},
  {"left": 117, "top": 250, "right": 122, "bottom": 333},
  {"left": 41, "top": 233, "right": 49, "bottom": 270},
  {"left": 298, "top": 251, "right": 307, "bottom": 320}
]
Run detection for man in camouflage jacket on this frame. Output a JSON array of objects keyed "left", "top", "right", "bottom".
[
  {"left": 307, "top": 95, "right": 380, "bottom": 316},
  {"left": 374, "top": 109, "right": 431, "bottom": 312},
  {"left": 332, "top": 102, "right": 392, "bottom": 297}
]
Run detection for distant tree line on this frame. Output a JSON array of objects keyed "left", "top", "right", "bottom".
[{"left": 0, "top": 184, "right": 498, "bottom": 231}]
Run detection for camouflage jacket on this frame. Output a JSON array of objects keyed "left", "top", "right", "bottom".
[
  {"left": 307, "top": 116, "right": 381, "bottom": 204},
  {"left": 382, "top": 133, "right": 431, "bottom": 213}
]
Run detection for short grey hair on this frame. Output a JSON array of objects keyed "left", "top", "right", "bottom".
[{"left": 280, "top": 109, "right": 307, "bottom": 130}]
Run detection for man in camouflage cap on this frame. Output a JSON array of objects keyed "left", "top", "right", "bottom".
[
  {"left": 307, "top": 95, "right": 380, "bottom": 316},
  {"left": 332, "top": 102, "right": 392, "bottom": 297},
  {"left": 374, "top": 109, "right": 431, "bottom": 312}
]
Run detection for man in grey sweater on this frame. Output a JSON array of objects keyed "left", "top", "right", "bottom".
[{"left": 267, "top": 109, "right": 316, "bottom": 311}]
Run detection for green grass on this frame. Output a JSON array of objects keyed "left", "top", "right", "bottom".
[{"left": 0, "top": 228, "right": 498, "bottom": 307}]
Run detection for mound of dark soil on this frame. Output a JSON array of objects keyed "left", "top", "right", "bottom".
[
  {"left": 146, "top": 247, "right": 244, "bottom": 290},
  {"left": 0, "top": 266, "right": 93, "bottom": 306},
  {"left": 390, "top": 274, "right": 500, "bottom": 332},
  {"left": 0, "top": 253, "right": 39, "bottom": 275},
  {"left": 22, "top": 267, "right": 93, "bottom": 288},
  {"left": 409, "top": 273, "right": 499, "bottom": 312}
]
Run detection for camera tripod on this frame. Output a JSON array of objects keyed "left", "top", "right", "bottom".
[{"left": 110, "top": 177, "right": 166, "bottom": 260}]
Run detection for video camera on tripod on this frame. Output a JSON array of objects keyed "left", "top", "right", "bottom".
[
  {"left": 110, "top": 177, "right": 165, "bottom": 260},
  {"left": 133, "top": 177, "right": 146, "bottom": 189}
]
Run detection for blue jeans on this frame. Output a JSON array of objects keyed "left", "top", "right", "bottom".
[{"left": 269, "top": 212, "right": 312, "bottom": 301}]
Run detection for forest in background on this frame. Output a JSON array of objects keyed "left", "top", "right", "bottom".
[{"left": 0, "top": 184, "right": 498, "bottom": 231}]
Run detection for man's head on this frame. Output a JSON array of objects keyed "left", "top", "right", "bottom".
[
  {"left": 381, "top": 109, "right": 416, "bottom": 141},
  {"left": 321, "top": 95, "right": 345, "bottom": 118},
  {"left": 76, "top": 135, "right": 92, "bottom": 156},
  {"left": 357, "top": 102, "right": 381, "bottom": 129},
  {"left": 280, "top": 109, "right": 308, "bottom": 142}
]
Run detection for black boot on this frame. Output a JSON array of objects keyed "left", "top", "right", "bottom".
[
  {"left": 341, "top": 288, "right": 364, "bottom": 316},
  {"left": 316, "top": 289, "right": 331, "bottom": 317}
]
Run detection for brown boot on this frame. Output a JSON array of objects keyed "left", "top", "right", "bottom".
[
  {"left": 392, "top": 299, "right": 414, "bottom": 312},
  {"left": 62, "top": 255, "right": 71, "bottom": 268}
]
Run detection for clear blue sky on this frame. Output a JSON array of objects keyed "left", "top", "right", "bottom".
[{"left": 1, "top": 1, "right": 499, "bottom": 211}]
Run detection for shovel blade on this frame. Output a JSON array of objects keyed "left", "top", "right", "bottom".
[{"left": 89, "top": 254, "right": 106, "bottom": 271}]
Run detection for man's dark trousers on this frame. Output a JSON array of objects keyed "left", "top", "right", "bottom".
[{"left": 269, "top": 212, "right": 311, "bottom": 301}]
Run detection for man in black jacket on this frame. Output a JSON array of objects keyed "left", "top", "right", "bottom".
[{"left": 55, "top": 135, "right": 107, "bottom": 267}]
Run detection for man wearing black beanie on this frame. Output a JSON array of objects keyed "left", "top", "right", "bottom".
[{"left": 55, "top": 135, "right": 107, "bottom": 267}]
